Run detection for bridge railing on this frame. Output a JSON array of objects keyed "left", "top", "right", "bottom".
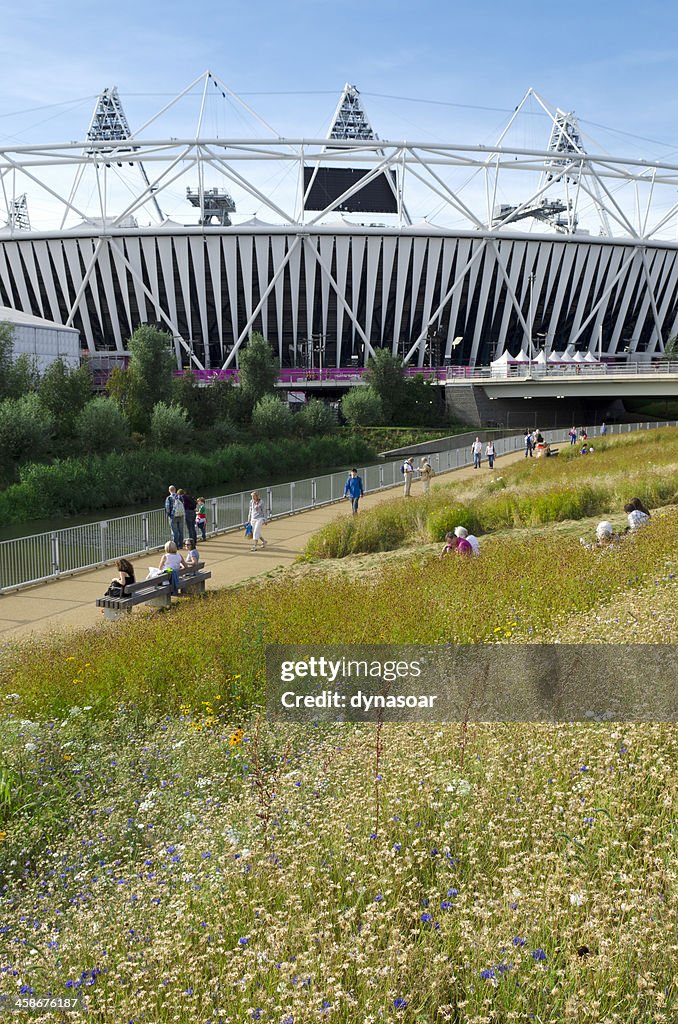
[
  {"left": 0, "top": 420, "right": 675, "bottom": 593},
  {"left": 446, "top": 361, "right": 678, "bottom": 381}
]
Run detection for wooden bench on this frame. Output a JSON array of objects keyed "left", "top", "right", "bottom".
[{"left": 96, "top": 562, "right": 211, "bottom": 621}]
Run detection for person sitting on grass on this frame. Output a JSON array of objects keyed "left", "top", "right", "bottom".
[
  {"left": 439, "top": 532, "right": 459, "bottom": 558},
  {"left": 624, "top": 501, "right": 650, "bottom": 531},
  {"left": 579, "top": 521, "right": 620, "bottom": 550},
  {"left": 455, "top": 525, "right": 480, "bottom": 556},
  {"left": 158, "top": 541, "right": 186, "bottom": 594},
  {"left": 184, "top": 537, "right": 201, "bottom": 567}
]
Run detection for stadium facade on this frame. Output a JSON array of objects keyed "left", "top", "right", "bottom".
[{"left": 1, "top": 75, "right": 677, "bottom": 371}]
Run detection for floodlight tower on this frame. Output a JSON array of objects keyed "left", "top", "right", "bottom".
[
  {"left": 87, "top": 87, "right": 164, "bottom": 222},
  {"left": 63, "top": 86, "right": 164, "bottom": 227},
  {"left": 543, "top": 108, "right": 611, "bottom": 236},
  {"left": 7, "top": 194, "right": 30, "bottom": 231}
]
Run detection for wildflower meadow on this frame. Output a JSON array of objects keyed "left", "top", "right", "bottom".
[{"left": 0, "top": 430, "right": 676, "bottom": 1022}]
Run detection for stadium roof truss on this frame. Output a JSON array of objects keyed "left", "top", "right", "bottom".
[{"left": 1, "top": 75, "right": 678, "bottom": 369}]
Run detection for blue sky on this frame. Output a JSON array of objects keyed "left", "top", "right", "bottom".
[{"left": 1, "top": 0, "right": 678, "bottom": 157}]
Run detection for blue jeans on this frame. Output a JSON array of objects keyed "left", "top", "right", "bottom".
[
  {"left": 170, "top": 517, "right": 184, "bottom": 547},
  {"left": 167, "top": 568, "right": 179, "bottom": 595},
  {"left": 351, "top": 496, "right": 360, "bottom": 514},
  {"left": 473, "top": 453, "right": 481, "bottom": 468}
]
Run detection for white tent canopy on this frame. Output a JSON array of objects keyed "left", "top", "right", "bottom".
[{"left": 572, "top": 350, "right": 587, "bottom": 362}]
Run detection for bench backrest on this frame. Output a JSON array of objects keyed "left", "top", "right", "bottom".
[{"left": 119, "top": 562, "right": 206, "bottom": 595}]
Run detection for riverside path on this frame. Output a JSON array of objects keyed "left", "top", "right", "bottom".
[{"left": 0, "top": 454, "right": 524, "bottom": 643}]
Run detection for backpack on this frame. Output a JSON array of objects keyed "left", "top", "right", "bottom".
[{"left": 400, "top": 463, "right": 406, "bottom": 475}]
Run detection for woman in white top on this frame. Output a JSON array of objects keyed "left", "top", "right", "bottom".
[
  {"left": 158, "top": 541, "right": 186, "bottom": 593},
  {"left": 248, "top": 491, "right": 267, "bottom": 551}
]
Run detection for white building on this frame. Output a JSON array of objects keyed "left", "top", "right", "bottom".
[{"left": 0, "top": 307, "right": 80, "bottom": 374}]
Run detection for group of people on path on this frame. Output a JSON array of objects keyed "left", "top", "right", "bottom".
[
  {"left": 472, "top": 437, "right": 496, "bottom": 469},
  {"left": 401, "top": 456, "right": 436, "bottom": 496},
  {"left": 165, "top": 486, "right": 208, "bottom": 547}
]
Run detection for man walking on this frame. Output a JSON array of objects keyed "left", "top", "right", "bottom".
[
  {"left": 524, "top": 431, "right": 533, "bottom": 458},
  {"left": 344, "top": 468, "right": 364, "bottom": 515},
  {"left": 181, "top": 490, "right": 198, "bottom": 543},
  {"left": 472, "top": 436, "right": 483, "bottom": 469},
  {"left": 165, "top": 485, "right": 185, "bottom": 547}
]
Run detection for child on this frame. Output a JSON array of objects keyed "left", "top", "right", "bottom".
[
  {"left": 195, "top": 497, "right": 207, "bottom": 542},
  {"left": 185, "top": 538, "right": 200, "bottom": 566},
  {"left": 439, "top": 532, "right": 459, "bottom": 558}
]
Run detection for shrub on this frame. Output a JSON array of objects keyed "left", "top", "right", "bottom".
[
  {"left": 426, "top": 504, "right": 484, "bottom": 542},
  {"left": 341, "top": 386, "right": 384, "bottom": 426},
  {"left": 251, "top": 395, "right": 295, "bottom": 438},
  {"left": 296, "top": 398, "right": 337, "bottom": 437},
  {"left": 75, "top": 397, "right": 129, "bottom": 453},
  {"left": 0, "top": 393, "right": 54, "bottom": 464},
  {"left": 150, "top": 402, "right": 192, "bottom": 449}
]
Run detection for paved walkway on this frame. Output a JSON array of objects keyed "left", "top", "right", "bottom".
[{"left": 0, "top": 454, "right": 523, "bottom": 642}]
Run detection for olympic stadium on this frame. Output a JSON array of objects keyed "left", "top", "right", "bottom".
[{"left": 1, "top": 72, "right": 678, "bottom": 373}]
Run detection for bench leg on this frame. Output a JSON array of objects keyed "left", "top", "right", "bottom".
[
  {"left": 146, "top": 593, "right": 172, "bottom": 610},
  {"left": 102, "top": 607, "right": 129, "bottom": 621}
]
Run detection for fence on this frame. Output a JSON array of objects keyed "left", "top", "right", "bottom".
[{"left": 0, "top": 420, "right": 675, "bottom": 593}]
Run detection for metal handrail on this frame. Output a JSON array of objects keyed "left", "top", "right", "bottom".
[{"left": 0, "top": 420, "right": 675, "bottom": 593}]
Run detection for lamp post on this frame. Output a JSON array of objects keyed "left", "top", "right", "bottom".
[{"left": 527, "top": 273, "right": 535, "bottom": 378}]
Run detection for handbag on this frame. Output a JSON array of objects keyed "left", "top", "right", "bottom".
[
  {"left": 104, "top": 582, "right": 123, "bottom": 598},
  {"left": 244, "top": 523, "right": 253, "bottom": 538}
]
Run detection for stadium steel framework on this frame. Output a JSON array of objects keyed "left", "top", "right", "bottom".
[{"left": 1, "top": 72, "right": 678, "bottom": 370}]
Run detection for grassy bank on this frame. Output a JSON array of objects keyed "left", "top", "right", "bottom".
[
  {"left": 1, "top": 437, "right": 675, "bottom": 1022},
  {"left": 305, "top": 429, "right": 678, "bottom": 558},
  {"left": 3, "top": 506, "right": 676, "bottom": 720}
]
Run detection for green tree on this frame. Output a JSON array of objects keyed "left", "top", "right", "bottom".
[
  {"left": 238, "top": 332, "right": 279, "bottom": 414},
  {"left": 149, "top": 401, "right": 191, "bottom": 449},
  {"left": 125, "top": 325, "right": 176, "bottom": 431},
  {"left": 38, "top": 358, "right": 92, "bottom": 438},
  {"left": 296, "top": 398, "right": 337, "bottom": 437},
  {"left": 662, "top": 335, "right": 678, "bottom": 360},
  {"left": 364, "top": 350, "right": 407, "bottom": 424},
  {"left": 0, "top": 322, "right": 13, "bottom": 399},
  {"left": 0, "top": 393, "right": 54, "bottom": 465},
  {"left": 0, "top": 324, "right": 40, "bottom": 399},
  {"left": 341, "top": 386, "right": 385, "bottom": 427},
  {"left": 75, "top": 397, "right": 130, "bottom": 454},
  {"left": 251, "top": 394, "right": 294, "bottom": 438}
]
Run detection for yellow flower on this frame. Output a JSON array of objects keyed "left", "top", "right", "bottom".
[
  {"left": 63, "top": 754, "right": 73, "bottom": 761},
  {"left": 0, "top": 831, "right": 7, "bottom": 842},
  {"left": 229, "top": 728, "right": 245, "bottom": 747}
]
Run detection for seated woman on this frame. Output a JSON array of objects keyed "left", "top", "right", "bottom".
[
  {"left": 105, "top": 558, "right": 136, "bottom": 598},
  {"left": 439, "top": 532, "right": 459, "bottom": 558},
  {"left": 158, "top": 541, "right": 187, "bottom": 594},
  {"left": 624, "top": 501, "right": 650, "bottom": 531},
  {"left": 184, "top": 538, "right": 201, "bottom": 566}
]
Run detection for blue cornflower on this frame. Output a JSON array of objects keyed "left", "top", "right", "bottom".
[
  {"left": 393, "top": 842, "right": 401, "bottom": 853},
  {"left": 238, "top": 936, "right": 249, "bottom": 946},
  {"left": 321, "top": 1000, "right": 331, "bottom": 1010},
  {"left": 170, "top": 855, "right": 180, "bottom": 863},
  {"left": 251, "top": 1011, "right": 262, "bottom": 1021},
  {"left": 420, "top": 913, "right": 432, "bottom": 924},
  {"left": 374, "top": 894, "right": 384, "bottom": 903},
  {"left": 440, "top": 901, "right": 453, "bottom": 911},
  {"left": 480, "top": 968, "right": 496, "bottom": 980},
  {"left": 513, "top": 936, "right": 526, "bottom": 946},
  {"left": 531, "top": 948, "right": 547, "bottom": 961},
  {"left": 393, "top": 997, "right": 407, "bottom": 1010},
  {"left": 579, "top": 766, "right": 589, "bottom": 772},
  {"left": 447, "top": 888, "right": 458, "bottom": 897}
]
